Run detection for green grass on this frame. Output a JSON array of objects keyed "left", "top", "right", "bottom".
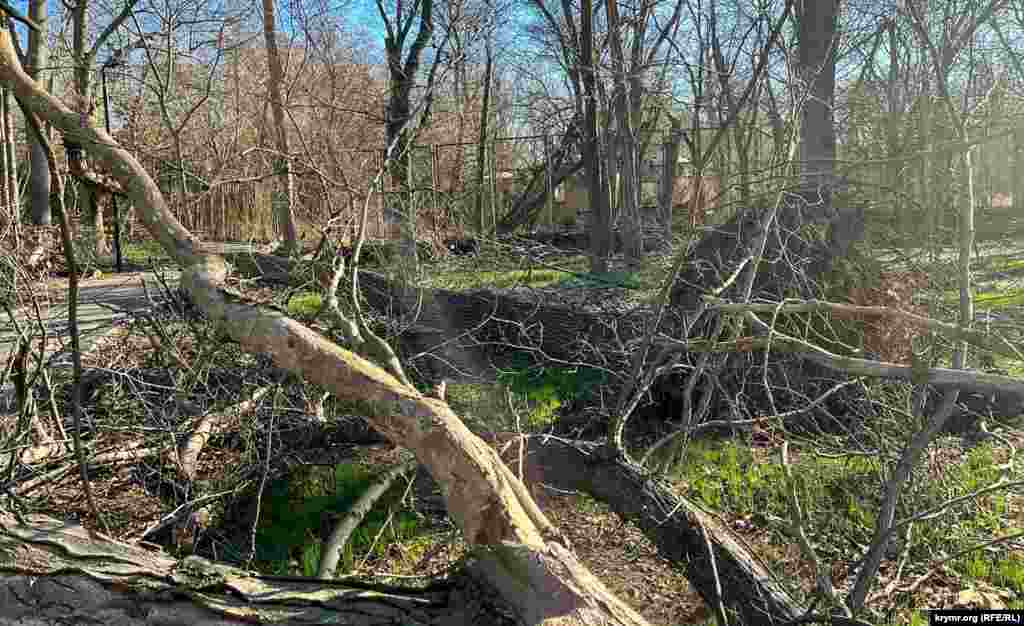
[
  {"left": 977, "top": 253, "right": 1024, "bottom": 274},
  {"left": 666, "top": 436, "right": 1024, "bottom": 601},
  {"left": 422, "top": 249, "right": 669, "bottom": 297},
  {"left": 443, "top": 359, "right": 606, "bottom": 432},
  {"left": 429, "top": 267, "right": 575, "bottom": 290},
  {"left": 253, "top": 461, "right": 422, "bottom": 577},
  {"left": 122, "top": 239, "right": 173, "bottom": 266},
  {"left": 974, "top": 288, "right": 1024, "bottom": 308},
  {"left": 287, "top": 291, "right": 323, "bottom": 317}
]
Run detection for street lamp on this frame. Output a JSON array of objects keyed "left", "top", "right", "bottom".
[{"left": 101, "top": 51, "right": 125, "bottom": 272}]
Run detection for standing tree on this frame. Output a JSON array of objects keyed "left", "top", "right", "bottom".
[
  {"left": 605, "top": 0, "right": 683, "bottom": 267},
  {"left": 795, "top": 0, "right": 839, "bottom": 201},
  {"left": 472, "top": 0, "right": 495, "bottom": 234},
  {"left": 67, "top": 0, "right": 139, "bottom": 258},
  {"left": 580, "top": 0, "right": 611, "bottom": 273},
  {"left": 25, "top": 0, "right": 49, "bottom": 225},
  {"left": 377, "top": 0, "right": 435, "bottom": 266},
  {"left": 0, "top": 86, "right": 15, "bottom": 228},
  {"left": 260, "top": 0, "right": 300, "bottom": 255}
]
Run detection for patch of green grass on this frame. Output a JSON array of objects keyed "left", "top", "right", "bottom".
[
  {"left": 122, "top": 239, "right": 172, "bottom": 265},
  {"left": 430, "top": 267, "right": 574, "bottom": 290},
  {"left": 443, "top": 358, "right": 606, "bottom": 431},
  {"left": 497, "top": 357, "right": 607, "bottom": 428},
  {"left": 977, "top": 254, "right": 1024, "bottom": 273},
  {"left": 974, "top": 288, "right": 1024, "bottom": 308},
  {"left": 422, "top": 250, "right": 670, "bottom": 295},
  {"left": 254, "top": 461, "right": 421, "bottom": 577},
  {"left": 666, "top": 436, "right": 1023, "bottom": 598},
  {"left": 287, "top": 291, "right": 322, "bottom": 317}
]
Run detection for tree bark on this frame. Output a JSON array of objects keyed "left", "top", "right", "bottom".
[
  {"left": 0, "top": 30, "right": 650, "bottom": 626},
  {"left": 0, "top": 88, "right": 11, "bottom": 223},
  {"left": 486, "top": 435, "right": 808, "bottom": 625},
  {"left": 658, "top": 117, "right": 684, "bottom": 244},
  {"left": 0, "top": 513, "right": 518, "bottom": 625},
  {"left": 580, "top": 0, "right": 610, "bottom": 274},
  {"left": 261, "top": 0, "right": 299, "bottom": 256},
  {"left": 796, "top": 0, "right": 839, "bottom": 200},
  {"left": 25, "top": 0, "right": 49, "bottom": 226},
  {"left": 381, "top": 0, "right": 434, "bottom": 267},
  {"left": 474, "top": 34, "right": 493, "bottom": 234},
  {"left": 2, "top": 87, "right": 16, "bottom": 225},
  {"left": 70, "top": 0, "right": 110, "bottom": 258},
  {"left": 606, "top": 0, "right": 641, "bottom": 267},
  {"left": 318, "top": 456, "right": 419, "bottom": 578}
]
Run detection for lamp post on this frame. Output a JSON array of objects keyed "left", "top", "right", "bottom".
[{"left": 101, "top": 53, "right": 124, "bottom": 272}]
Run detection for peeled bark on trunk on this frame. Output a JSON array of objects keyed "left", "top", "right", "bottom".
[
  {"left": 2, "top": 88, "right": 16, "bottom": 222},
  {"left": 0, "top": 30, "right": 650, "bottom": 626},
  {"left": 0, "top": 513, "right": 516, "bottom": 625}
]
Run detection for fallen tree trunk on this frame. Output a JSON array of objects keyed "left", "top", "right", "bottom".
[
  {"left": 0, "top": 28, "right": 649, "bottom": 626},
  {"left": 0, "top": 513, "right": 513, "bottom": 625},
  {"left": 223, "top": 252, "right": 1024, "bottom": 414},
  {"left": 485, "top": 434, "right": 878, "bottom": 626},
  {"left": 224, "top": 251, "right": 653, "bottom": 382},
  {"left": 485, "top": 434, "right": 803, "bottom": 624}
]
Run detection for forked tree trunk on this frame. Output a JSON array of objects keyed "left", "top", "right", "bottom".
[
  {"left": 607, "top": 0, "right": 641, "bottom": 267},
  {"left": 0, "top": 28, "right": 649, "bottom": 626},
  {"left": 580, "top": 0, "right": 611, "bottom": 274}
]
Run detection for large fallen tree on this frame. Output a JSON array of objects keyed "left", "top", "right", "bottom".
[
  {"left": 223, "top": 251, "right": 1024, "bottom": 415},
  {"left": 0, "top": 27, "right": 649, "bottom": 626},
  {"left": 4, "top": 17, "right": 1021, "bottom": 626},
  {"left": 0, "top": 15, "right": 888, "bottom": 626}
]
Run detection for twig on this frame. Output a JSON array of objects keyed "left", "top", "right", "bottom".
[
  {"left": 176, "top": 385, "right": 271, "bottom": 481},
  {"left": 246, "top": 396, "right": 276, "bottom": 570},
  {"left": 641, "top": 378, "right": 860, "bottom": 468},
  {"left": 898, "top": 530, "right": 1024, "bottom": 597},
  {"left": 848, "top": 389, "right": 960, "bottom": 612},
  {"left": 707, "top": 297, "right": 1024, "bottom": 361},
  {"left": 718, "top": 311, "right": 1024, "bottom": 398},
  {"left": 0, "top": 0, "right": 41, "bottom": 31},
  {"left": 318, "top": 456, "right": 418, "bottom": 578},
  {"left": 134, "top": 487, "right": 242, "bottom": 542},
  {"left": 781, "top": 441, "right": 848, "bottom": 616},
  {"left": 698, "top": 517, "right": 730, "bottom": 626},
  {"left": 19, "top": 101, "right": 110, "bottom": 536},
  {"left": 13, "top": 443, "right": 162, "bottom": 496}
]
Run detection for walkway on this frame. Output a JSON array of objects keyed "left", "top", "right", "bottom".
[{"left": 0, "top": 242, "right": 253, "bottom": 411}]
